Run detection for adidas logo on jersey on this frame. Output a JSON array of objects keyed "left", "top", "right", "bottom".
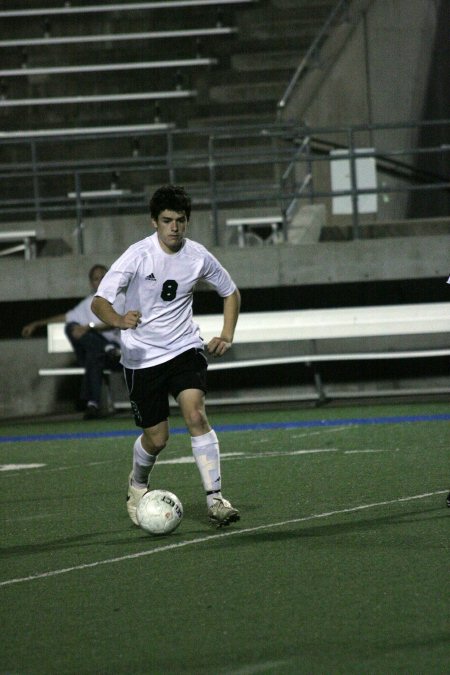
[{"left": 145, "top": 273, "right": 156, "bottom": 281}]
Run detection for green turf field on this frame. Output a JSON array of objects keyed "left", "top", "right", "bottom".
[{"left": 1, "top": 400, "right": 449, "bottom": 674}]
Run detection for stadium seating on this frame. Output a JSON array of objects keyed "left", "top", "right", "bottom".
[{"left": 0, "top": 0, "right": 346, "bottom": 225}]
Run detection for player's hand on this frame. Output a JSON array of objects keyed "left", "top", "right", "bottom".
[
  {"left": 207, "top": 336, "right": 232, "bottom": 357},
  {"left": 120, "top": 310, "right": 142, "bottom": 330}
]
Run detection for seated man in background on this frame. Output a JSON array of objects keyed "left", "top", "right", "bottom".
[{"left": 21, "top": 264, "right": 121, "bottom": 419}]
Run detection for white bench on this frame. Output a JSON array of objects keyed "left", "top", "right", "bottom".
[
  {"left": 0, "top": 230, "right": 37, "bottom": 259},
  {"left": 39, "top": 303, "right": 450, "bottom": 405},
  {"left": 226, "top": 216, "right": 284, "bottom": 247},
  {"left": 203, "top": 303, "right": 450, "bottom": 401}
]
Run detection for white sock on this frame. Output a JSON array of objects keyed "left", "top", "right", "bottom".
[
  {"left": 132, "top": 435, "right": 157, "bottom": 489},
  {"left": 191, "top": 429, "right": 222, "bottom": 508}
]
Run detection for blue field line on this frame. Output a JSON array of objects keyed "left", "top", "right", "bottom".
[{"left": 0, "top": 413, "right": 449, "bottom": 444}]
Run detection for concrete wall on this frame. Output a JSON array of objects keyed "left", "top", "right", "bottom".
[
  {"left": 0, "top": 339, "right": 76, "bottom": 419},
  {"left": 283, "top": 0, "right": 437, "bottom": 128},
  {"left": 281, "top": 0, "right": 439, "bottom": 223},
  {"left": 2, "top": 232, "right": 449, "bottom": 303},
  {"left": 0, "top": 337, "right": 132, "bottom": 419}
]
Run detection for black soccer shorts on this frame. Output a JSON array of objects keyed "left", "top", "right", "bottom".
[{"left": 124, "top": 348, "right": 208, "bottom": 428}]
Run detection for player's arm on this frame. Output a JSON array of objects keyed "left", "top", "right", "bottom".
[
  {"left": 91, "top": 295, "right": 142, "bottom": 330},
  {"left": 89, "top": 321, "right": 117, "bottom": 333},
  {"left": 207, "top": 288, "right": 241, "bottom": 357}
]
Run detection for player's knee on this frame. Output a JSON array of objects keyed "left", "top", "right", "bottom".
[
  {"left": 185, "top": 407, "right": 209, "bottom": 434},
  {"left": 142, "top": 430, "right": 168, "bottom": 455}
]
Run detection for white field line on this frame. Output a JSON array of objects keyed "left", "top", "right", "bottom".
[
  {"left": 290, "top": 426, "right": 351, "bottom": 439},
  {"left": 0, "top": 463, "right": 46, "bottom": 471},
  {"left": 0, "top": 424, "right": 368, "bottom": 475},
  {"left": 0, "top": 490, "right": 446, "bottom": 588},
  {"left": 0, "top": 448, "right": 338, "bottom": 476},
  {"left": 160, "top": 449, "right": 339, "bottom": 464},
  {"left": 223, "top": 659, "right": 293, "bottom": 675},
  {"left": 345, "top": 448, "right": 400, "bottom": 454},
  {"left": 247, "top": 426, "right": 350, "bottom": 445},
  {"left": 216, "top": 448, "right": 339, "bottom": 461}
]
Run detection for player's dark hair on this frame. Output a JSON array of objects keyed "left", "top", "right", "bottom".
[
  {"left": 88, "top": 264, "right": 107, "bottom": 280},
  {"left": 149, "top": 185, "right": 192, "bottom": 221}
]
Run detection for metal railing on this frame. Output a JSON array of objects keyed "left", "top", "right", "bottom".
[
  {"left": 0, "top": 119, "right": 449, "bottom": 251},
  {"left": 277, "top": 0, "right": 351, "bottom": 116}
]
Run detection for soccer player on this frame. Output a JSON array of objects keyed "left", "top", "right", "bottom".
[
  {"left": 22, "top": 264, "right": 121, "bottom": 419},
  {"left": 91, "top": 185, "right": 241, "bottom": 528}
]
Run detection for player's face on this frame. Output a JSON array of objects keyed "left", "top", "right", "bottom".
[{"left": 153, "top": 209, "right": 188, "bottom": 253}]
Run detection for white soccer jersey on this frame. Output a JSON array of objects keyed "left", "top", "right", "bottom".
[{"left": 95, "top": 233, "right": 236, "bottom": 369}]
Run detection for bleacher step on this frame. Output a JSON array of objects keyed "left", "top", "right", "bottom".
[
  {"left": 271, "top": 0, "right": 336, "bottom": 10},
  {"left": 209, "top": 81, "right": 285, "bottom": 103},
  {"left": 231, "top": 51, "right": 301, "bottom": 72},
  {"left": 188, "top": 112, "right": 274, "bottom": 128}
]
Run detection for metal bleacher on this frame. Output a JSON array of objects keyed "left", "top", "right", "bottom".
[
  {"left": 0, "top": 26, "right": 238, "bottom": 49},
  {"left": 0, "top": 0, "right": 266, "bottom": 229},
  {"left": 0, "top": 0, "right": 257, "bottom": 125},
  {"left": 0, "top": 0, "right": 257, "bottom": 17},
  {"left": 1, "top": 0, "right": 447, "bottom": 245},
  {"left": 0, "top": 58, "right": 218, "bottom": 79}
]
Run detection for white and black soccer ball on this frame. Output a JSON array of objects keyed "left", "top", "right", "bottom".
[{"left": 136, "top": 489, "right": 183, "bottom": 535}]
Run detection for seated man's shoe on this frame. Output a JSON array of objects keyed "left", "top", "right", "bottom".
[{"left": 83, "top": 403, "right": 100, "bottom": 420}]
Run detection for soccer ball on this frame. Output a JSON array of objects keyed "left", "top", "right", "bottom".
[{"left": 136, "top": 489, "right": 183, "bottom": 535}]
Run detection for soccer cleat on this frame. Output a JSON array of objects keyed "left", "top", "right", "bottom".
[
  {"left": 446, "top": 492, "right": 450, "bottom": 508},
  {"left": 208, "top": 497, "right": 240, "bottom": 528},
  {"left": 126, "top": 471, "right": 147, "bottom": 525}
]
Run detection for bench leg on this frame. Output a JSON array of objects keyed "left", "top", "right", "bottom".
[
  {"left": 24, "top": 236, "right": 37, "bottom": 260},
  {"left": 236, "top": 225, "right": 246, "bottom": 248},
  {"left": 306, "top": 362, "right": 327, "bottom": 404},
  {"left": 103, "top": 373, "right": 115, "bottom": 413}
]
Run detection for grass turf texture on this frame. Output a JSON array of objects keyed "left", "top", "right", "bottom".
[{"left": 0, "top": 401, "right": 449, "bottom": 674}]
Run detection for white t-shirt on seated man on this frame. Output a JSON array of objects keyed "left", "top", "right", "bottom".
[{"left": 65, "top": 293, "right": 121, "bottom": 345}]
